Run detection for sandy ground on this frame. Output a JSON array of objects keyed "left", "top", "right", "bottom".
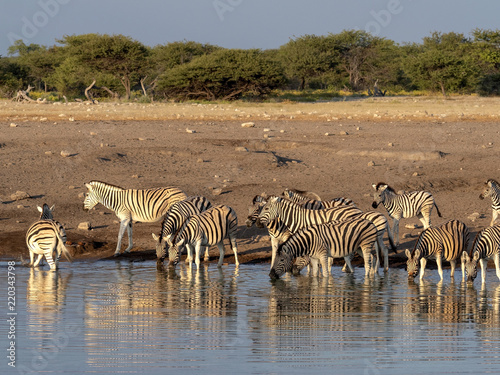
[{"left": 1, "top": 96, "right": 499, "bottom": 270}]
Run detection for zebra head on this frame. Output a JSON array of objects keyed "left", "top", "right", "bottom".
[
  {"left": 37, "top": 204, "right": 55, "bottom": 220},
  {"left": 257, "top": 196, "right": 280, "bottom": 226},
  {"left": 405, "top": 248, "right": 421, "bottom": 279},
  {"left": 83, "top": 182, "right": 100, "bottom": 210},
  {"left": 168, "top": 238, "right": 185, "bottom": 267},
  {"left": 371, "top": 183, "right": 388, "bottom": 209},
  {"left": 269, "top": 251, "right": 293, "bottom": 279},
  {"left": 246, "top": 196, "right": 267, "bottom": 228},
  {"left": 152, "top": 233, "right": 167, "bottom": 261},
  {"left": 479, "top": 179, "right": 496, "bottom": 200},
  {"left": 291, "top": 255, "right": 310, "bottom": 276},
  {"left": 462, "top": 251, "right": 479, "bottom": 283}
]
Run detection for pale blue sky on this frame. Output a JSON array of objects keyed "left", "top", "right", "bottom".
[{"left": 1, "top": 0, "right": 499, "bottom": 55}]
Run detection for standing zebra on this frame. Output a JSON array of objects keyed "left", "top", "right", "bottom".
[
  {"left": 405, "top": 220, "right": 469, "bottom": 281},
  {"left": 83, "top": 181, "right": 187, "bottom": 255},
  {"left": 282, "top": 188, "right": 355, "bottom": 209},
  {"left": 245, "top": 194, "right": 292, "bottom": 269},
  {"left": 168, "top": 205, "right": 239, "bottom": 268},
  {"left": 462, "top": 225, "right": 500, "bottom": 283},
  {"left": 26, "top": 204, "right": 72, "bottom": 271},
  {"left": 153, "top": 196, "right": 212, "bottom": 266},
  {"left": 479, "top": 179, "right": 500, "bottom": 226},
  {"left": 269, "top": 217, "right": 378, "bottom": 279},
  {"left": 372, "top": 182, "right": 441, "bottom": 246}
]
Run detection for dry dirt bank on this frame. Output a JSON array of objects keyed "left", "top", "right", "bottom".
[{"left": 1, "top": 97, "right": 499, "bottom": 270}]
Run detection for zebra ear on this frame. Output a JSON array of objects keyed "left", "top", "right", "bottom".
[
  {"left": 50, "top": 205, "right": 55, "bottom": 211},
  {"left": 405, "top": 249, "right": 411, "bottom": 259},
  {"left": 37, "top": 206, "right": 43, "bottom": 213},
  {"left": 372, "top": 184, "right": 378, "bottom": 190},
  {"left": 85, "top": 183, "right": 92, "bottom": 190},
  {"left": 473, "top": 251, "right": 480, "bottom": 261},
  {"left": 176, "top": 238, "right": 185, "bottom": 247},
  {"left": 414, "top": 249, "right": 421, "bottom": 259},
  {"left": 152, "top": 233, "right": 159, "bottom": 241}
]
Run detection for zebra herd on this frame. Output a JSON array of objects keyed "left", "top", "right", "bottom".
[{"left": 24, "top": 179, "right": 500, "bottom": 284}]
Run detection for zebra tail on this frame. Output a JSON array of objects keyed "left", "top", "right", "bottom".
[
  {"left": 434, "top": 202, "right": 442, "bottom": 218},
  {"left": 59, "top": 241, "right": 73, "bottom": 263}
]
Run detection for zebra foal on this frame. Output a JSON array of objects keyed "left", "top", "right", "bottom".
[
  {"left": 269, "top": 218, "right": 378, "bottom": 279},
  {"left": 479, "top": 179, "right": 500, "bottom": 226},
  {"left": 462, "top": 225, "right": 500, "bottom": 283},
  {"left": 26, "top": 204, "right": 72, "bottom": 271},
  {"left": 372, "top": 182, "right": 441, "bottom": 246},
  {"left": 168, "top": 205, "right": 239, "bottom": 268},
  {"left": 405, "top": 220, "right": 469, "bottom": 281},
  {"left": 83, "top": 181, "right": 187, "bottom": 255},
  {"left": 153, "top": 196, "right": 212, "bottom": 265},
  {"left": 282, "top": 188, "right": 355, "bottom": 209}
]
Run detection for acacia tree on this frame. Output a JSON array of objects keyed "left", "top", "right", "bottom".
[
  {"left": 279, "top": 34, "right": 334, "bottom": 90},
  {"left": 403, "top": 32, "right": 479, "bottom": 96},
  {"left": 58, "top": 34, "right": 149, "bottom": 99},
  {"left": 157, "top": 48, "right": 285, "bottom": 100}
]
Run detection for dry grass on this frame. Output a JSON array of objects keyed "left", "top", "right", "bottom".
[{"left": 2, "top": 96, "right": 500, "bottom": 123}]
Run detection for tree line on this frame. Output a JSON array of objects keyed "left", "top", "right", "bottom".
[{"left": 1, "top": 29, "right": 500, "bottom": 101}]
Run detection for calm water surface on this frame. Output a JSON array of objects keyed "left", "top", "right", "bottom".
[{"left": 2, "top": 261, "right": 500, "bottom": 374}]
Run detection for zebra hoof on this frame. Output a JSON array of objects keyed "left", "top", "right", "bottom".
[{"left": 113, "top": 252, "right": 121, "bottom": 257}]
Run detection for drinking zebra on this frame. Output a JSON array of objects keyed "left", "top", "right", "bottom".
[
  {"left": 282, "top": 188, "right": 355, "bottom": 209},
  {"left": 153, "top": 196, "right": 212, "bottom": 266},
  {"left": 245, "top": 194, "right": 292, "bottom": 269},
  {"left": 479, "top": 179, "right": 500, "bottom": 226},
  {"left": 462, "top": 224, "right": 500, "bottom": 283},
  {"left": 269, "top": 217, "right": 378, "bottom": 279},
  {"left": 372, "top": 182, "right": 442, "bottom": 246},
  {"left": 405, "top": 220, "right": 469, "bottom": 281},
  {"left": 168, "top": 204, "right": 239, "bottom": 268},
  {"left": 26, "top": 205, "right": 72, "bottom": 271},
  {"left": 83, "top": 181, "right": 187, "bottom": 255}
]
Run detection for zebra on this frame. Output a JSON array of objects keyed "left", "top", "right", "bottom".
[
  {"left": 83, "top": 180, "right": 187, "bottom": 255},
  {"left": 372, "top": 182, "right": 442, "bottom": 246},
  {"left": 245, "top": 194, "right": 292, "bottom": 269},
  {"left": 479, "top": 179, "right": 500, "bottom": 226},
  {"left": 153, "top": 196, "right": 212, "bottom": 266},
  {"left": 26, "top": 205, "right": 72, "bottom": 271},
  {"left": 168, "top": 204, "right": 239, "bottom": 268},
  {"left": 462, "top": 225, "right": 500, "bottom": 283},
  {"left": 405, "top": 220, "right": 469, "bottom": 281},
  {"left": 282, "top": 188, "right": 355, "bottom": 209},
  {"left": 269, "top": 217, "right": 379, "bottom": 279}
]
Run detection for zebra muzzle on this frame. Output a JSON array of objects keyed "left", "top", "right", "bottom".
[{"left": 371, "top": 202, "right": 379, "bottom": 209}]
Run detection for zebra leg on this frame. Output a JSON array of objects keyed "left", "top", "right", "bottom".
[
  {"left": 361, "top": 246, "right": 372, "bottom": 276},
  {"left": 450, "top": 259, "right": 456, "bottom": 279},
  {"left": 203, "top": 247, "right": 210, "bottom": 262},
  {"left": 461, "top": 256, "right": 466, "bottom": 282},
  {"left": 494, "top": 253, "right": 500, "bottom": 281},
  {"left": 115, "top": 219, "right": 131, "bottom": 255},
  {"left": 378, "top": 234, "right": 389, "bottom": 272},
  {"left": 310, "top": 258, "right": 319, "bottom": 277},
  {"left": 29, "top": 249, "right": 35, "bottom": 267},
  {"left": 33, "top": 253, "right": 44, "bottom": 267},
  {"left": 419, "top": 257, "right": 427, "bottom": 281},
  {"left": 479, "top": 258, "right": 488, "bottom": 283},
  {"left": 392, "top": 218, "right": 400, "bottom": 247},
  {"left": 194, "top": 243, "right": 202, "bottom": 269},
  {"left": 270, "top": 236, "right": 279, "bottom": 270},
  {"left": 124, "top": 221, "right": 133, "bottom": 253},
  {"left": 185, "top": 244, "right": 194, "bottom": 265},
  {"left": 320, "top": 255, "right": 330, "bottom": 277},
  {"left": 417, "top": 212, "right": 430, "bottom": 230},
  {"left": 45, "top": 251, "right": 56, "bottom": 271},
  {"left": 436, "top": 255, "right": 444, "bottom": 281},
  {"left": 229, "top": 233, "right": 239, "bottom": 266},
  {"left": 216, "top": 242, "right": 226, "bottom": 268},
  {"left": 343, "top": 256, "right": 354, "bottom": 274}
]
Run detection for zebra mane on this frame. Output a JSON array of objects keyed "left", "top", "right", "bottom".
[
  {"left": 88, "top": 180, "right": 125, "bottom": 191},
  {"left": 283, "top": 188, "right": 321, "bottom": 201},
  {"left": 487, "top": 179, "right": 500, "bottom": 187},
  {"left": 375, "top": 182, "right": 396, "bottom": 193}
]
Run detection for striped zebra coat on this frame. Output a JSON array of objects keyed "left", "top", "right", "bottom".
[
  {"left": 462, "top": 224, "right": 500, "bottom": 283},
  {"left": 168, "top": 205, "right": 239, "bottom": 268},
  {"left": 479, "top": 179, "right": 500, "bottom": 226},
  {"left": 83, "top": 181, "right": 187, "bottom": 255},
  {"left": 26, "top": 205, "right": 72, "bottom": 271},
  {"left": 269, "top": 217, "right": 378, "bottom": 279},
  {"left": 405, "top": 220, "right": 469, "bottom": 281},
  {"left": 153, "top": 196, "right": 212, "bottom": 265},
  {"left": 245, "top": 195, "right": 292, "bottom": 269},
  {"left": 372, "top": 182, "right": 441, "bottom": 246},
  {"left": 282, "top": 188, "right": 355, "bottom": 209}
]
